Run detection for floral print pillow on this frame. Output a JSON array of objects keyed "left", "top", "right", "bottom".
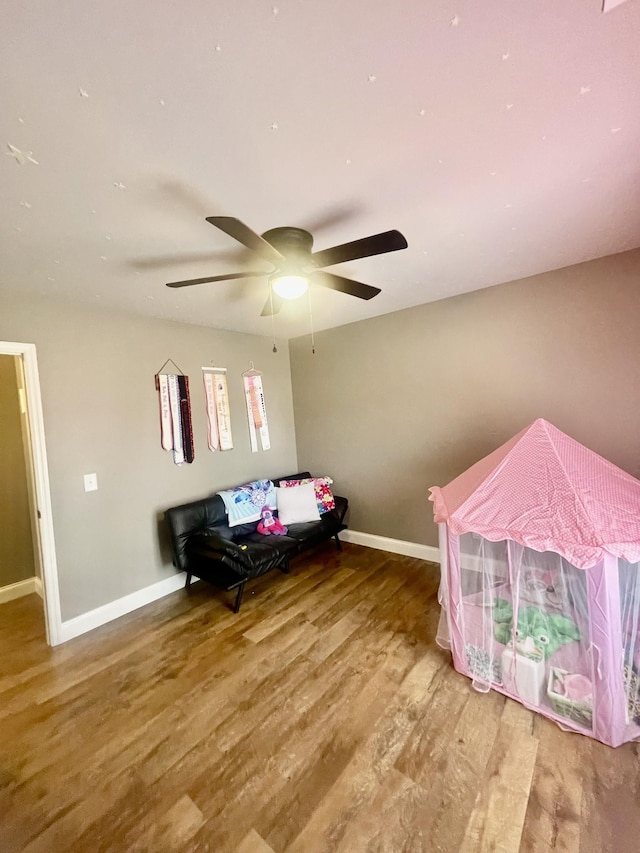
[{"left": 280, "top": 476, "right": 335, "bottom": 514}]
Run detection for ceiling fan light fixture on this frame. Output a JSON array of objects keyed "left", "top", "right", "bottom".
[
  {"left": 270, "top": 273, "right": 309, "bottom": 300},
  {"left": 167, "top": 218, "right": 407, "bottom": 315}
]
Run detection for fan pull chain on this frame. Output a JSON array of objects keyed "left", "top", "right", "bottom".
[
  {"left": 269, "top": 286, "right": 278, "bottom": 353},
  {"left": 307, "top": 287, "right": 316, "bottom": 354}
]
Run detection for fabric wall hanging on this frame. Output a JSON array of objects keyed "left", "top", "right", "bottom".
[
  {"left": 243, "top": 363, "right": 270, "bottom": 452},
  {"left": 202, "top": 366, "right": 233, "bottom": 451},
  {"left": 156, "top": 359, "right": 194, "bottom": 465}
]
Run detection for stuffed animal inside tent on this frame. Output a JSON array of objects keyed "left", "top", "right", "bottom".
[{"left": 492, "top": 597, "right": 581, "bottom": 659}]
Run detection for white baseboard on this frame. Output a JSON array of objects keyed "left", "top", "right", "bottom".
[
  {"left": 34, "top": 576, "right": 43, "bottom": 599},
  {"left": 60, "top": 573, "right": 186, "bottom": 643},
  {"left": 341, "top": 530, "right": 440, "bottom": 563},
  {"left": 56, "top": 533, "right": 438, "bottom": 645},
  {"left": 0, "top": 576, "right": 39, "bottom": 604}
]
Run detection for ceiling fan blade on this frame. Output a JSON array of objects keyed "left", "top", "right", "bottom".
[
  {"left": 260, "top": 291, "right": 284, "bottom": 317},
  {"left": 130, "top": 249, "right": 247, "bottom": 271},
  {"left": 311, "top": 271, "right": 381, "bottom": 300},
  {"left": 166, "top": 271, "right": 265, "bottom": 288},
  {"left": 206, "top": 216, "right": 284, "bottom": 265},
  {"left": 311, "top": 229, "right": 407, "bottom": 268}
]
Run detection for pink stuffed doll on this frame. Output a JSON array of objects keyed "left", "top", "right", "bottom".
[{"left": 257, "top": 506, "right": 288, "bottom": 536}]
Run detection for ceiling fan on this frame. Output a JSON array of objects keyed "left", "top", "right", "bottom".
[{"left": 166, "top": 217, "right": 408, "bottom": 316}]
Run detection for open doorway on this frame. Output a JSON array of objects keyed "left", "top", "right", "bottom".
[
  {"left": 0, "top": 354, "right": 43, "bottom": 636},
  {"left": 0, "top": 341, "right": 61, "bottom": 645}
]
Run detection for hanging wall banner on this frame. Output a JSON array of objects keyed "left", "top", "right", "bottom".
[
  {"left": 157, "top": 373, "right": 173, "bottom": 451},
  {"left": 156, "top": 372, "right": 194, "bottom": 465},
  {"left": 203, "top": 372, "right": 219, "bottom": 451},
  {"left": 168, "top": 374, "right": 185, "bottom": 465},
  {"left": 203, "top": 369, "right": 233, "bottom": 451},
  {"left": 243, "top": 373, "right": 270, "bottom": 452},
  {"left": 178, "top": 375, "right": 195, "bottom": 464}
]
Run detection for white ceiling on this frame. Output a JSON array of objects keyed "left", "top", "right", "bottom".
[{"left": 2, "top": 0, "right": 639, "bottom": 339}]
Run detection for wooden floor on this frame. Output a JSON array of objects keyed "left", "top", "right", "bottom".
[{"left": 2, "top": 544, "right": 640, "bottom": 853}]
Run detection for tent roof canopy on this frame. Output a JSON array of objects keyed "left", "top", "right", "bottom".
[{"left": 429, "top": 419, "right": 640, "bottom": 569}]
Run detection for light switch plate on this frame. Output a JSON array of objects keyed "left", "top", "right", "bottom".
[{"left": 84, "top": 473, "right": 98, "bottom": 492}]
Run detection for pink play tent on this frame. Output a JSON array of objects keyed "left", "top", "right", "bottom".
[{"left": 429, "top": 418, "right": 640, "bottom": 747}]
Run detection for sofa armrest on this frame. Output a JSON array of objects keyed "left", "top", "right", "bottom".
[
  {"left": 188, "top": 530, "right": 253, "bottom": 577},
  {"left": 333, "top": 495, "right": 348, "bottom": 523},
  {"left": 164, "top": 495, "right": 227, "bottom": 572}
]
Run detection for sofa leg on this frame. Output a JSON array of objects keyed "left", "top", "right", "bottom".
[
  {"left": 280, "top": 560, "right": 290, "bottom": 575},
  {"left": 185, "top": 572, "right": 192, "bottom": 588},
  {"left": 233, "top": 582, "right": 246, "bottom": 614},
  {"left": 334, "top": 534, "right": 342, "bottom": 551}
]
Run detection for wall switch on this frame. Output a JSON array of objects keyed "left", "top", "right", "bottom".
[{"left": 84, "top": 473, "right": 98, "bottom": 492}]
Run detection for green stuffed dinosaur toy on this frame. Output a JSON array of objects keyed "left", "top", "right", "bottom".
[{"left": 493, "top": 598, "right": 581, "bottom": 659}]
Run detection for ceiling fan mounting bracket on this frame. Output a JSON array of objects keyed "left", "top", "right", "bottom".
[{"left": 261, "top": 227, "right": 314, "bottom": 258}]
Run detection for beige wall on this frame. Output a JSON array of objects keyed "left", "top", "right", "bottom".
[
  {"left": 0, "top": 296, "right": 298, "bottom": 620},
  {"left": 289, "top": 248, "right": 640, "bottom": 548},
  {"left": 0, "top": 355, "right": 36, "bottom": 587}
]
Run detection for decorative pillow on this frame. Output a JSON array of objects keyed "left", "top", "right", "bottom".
[
  {"left": 275, "top": 483, "right": 321, "bottom": 525},
  {"left": 279, "top": 476, "right": 335, "bottom": 514},
  {"left": 217, "top": 479, "right": 276, "bottom": 527}
]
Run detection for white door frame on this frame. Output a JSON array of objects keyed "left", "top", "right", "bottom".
[{"left": 1, "top": 340, "right": 62, "bottom": 645}]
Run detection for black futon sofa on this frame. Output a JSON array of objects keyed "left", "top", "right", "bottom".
[{"left": 165, "top": 473, "right": 348, "bottom": 612}]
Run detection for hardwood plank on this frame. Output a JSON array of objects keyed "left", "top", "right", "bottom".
[
  {"left": 459, "top": 699, "right": 539, "bottom": 853},
  {"left": 285, "top": 653, "right": 445, "bottom": 852},
  {"left": 334, "top": 766, "right": 421, "bottom": 852},
  {"left": 518, "top": 719, "right": 584, "bottom": 853},
  {"left": 63, "top": 621, "right": 322, "bottom": 849},
  {"left": 410, "top": 684, "right": 505, "bottom": 853},
  {"left": 575, "top": 730, "right": 640, "bottom": 853},
  {"left": 180, "top": 625, "right": 403, "bottom": 850},
  {"left": 117, "top": 793, "right": 204, "bottom": 852},
  {"left": 242, "top": 567, "right": 355, "bottom": 644},
  {"left": 235, "top": 828, "right": 277, "bottom": 853},
  {"left": 261, "top": 633, "right": 418, "bottom": 852},
  {"left": 20, "top": 768, "right": 147, "bottom": 853}
]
